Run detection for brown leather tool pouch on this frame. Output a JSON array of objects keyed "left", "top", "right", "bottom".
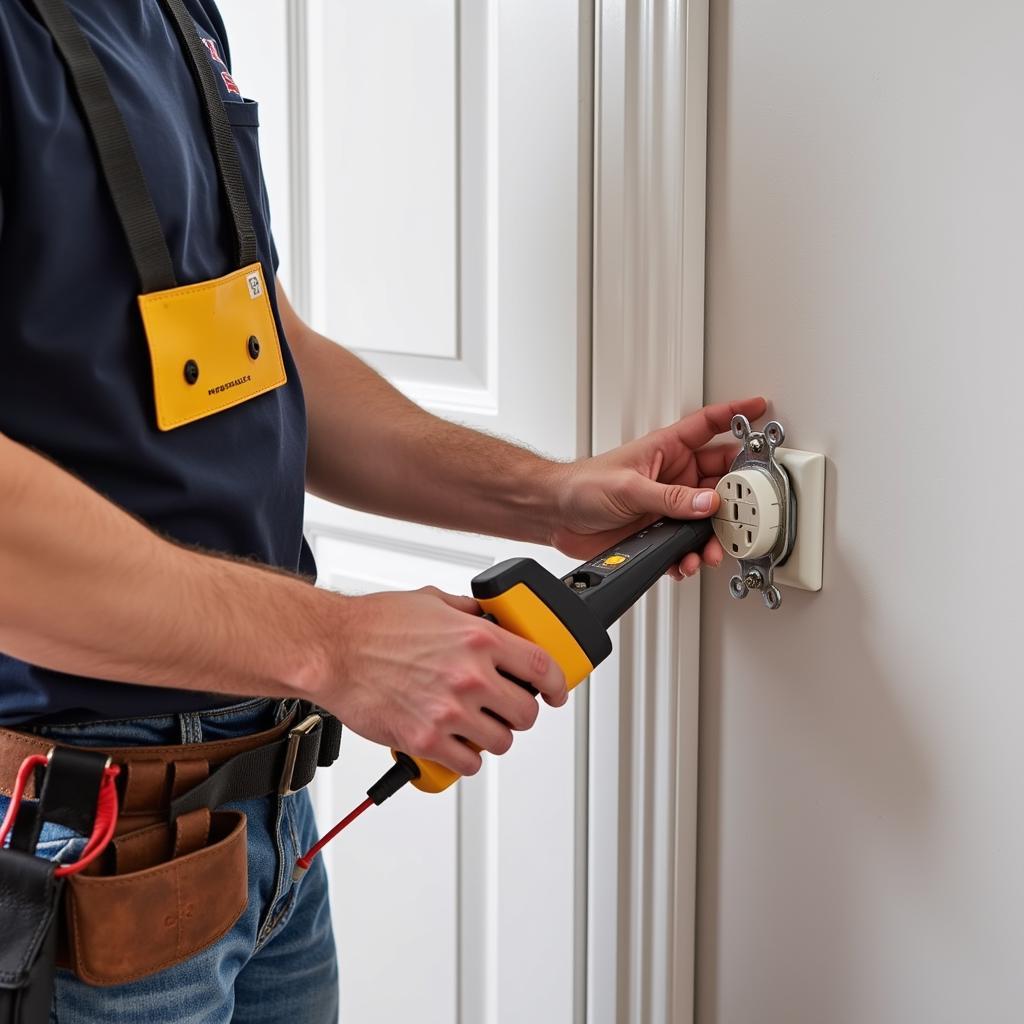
[{"left": 62, "top": 810, "right": 247, "bottom": 986}]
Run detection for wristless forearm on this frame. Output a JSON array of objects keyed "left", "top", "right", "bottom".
[
  {"left": 298, "top": 334, "right": 563, "bottom": 543},
  {"left": 331, "top": 411, "right": 563, "bottom": 544},
  {"left": 0, "top": 433, "right": 338, "bottom": 702}
]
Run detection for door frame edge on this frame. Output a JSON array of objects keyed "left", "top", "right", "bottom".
[{"left": 588, "top": 2, "right": 710, "bottom": 1022}]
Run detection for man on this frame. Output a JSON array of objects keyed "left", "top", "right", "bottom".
[{"left": 0, "top": 0, "right": 764, "bottom": 1019}]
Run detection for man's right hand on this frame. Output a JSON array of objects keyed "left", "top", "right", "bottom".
[{"left": 321, "top": 587, "right": 569, "bottom": 777}]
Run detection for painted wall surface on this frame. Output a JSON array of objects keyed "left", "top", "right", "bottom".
[{"left": 699, "top": 3, "right": 1023, "bottom": 1023}]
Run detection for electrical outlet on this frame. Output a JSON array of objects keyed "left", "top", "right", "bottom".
[
  {"left": 714, "top": 469, "right": 781, "bottom": 559},
  {"left": 715, "top": 415, "right": 826, "bottom": 609}
]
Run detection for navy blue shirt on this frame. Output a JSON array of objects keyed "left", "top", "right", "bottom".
[{"left": 0, "top": 0, "right": 314, "bottom": 723}]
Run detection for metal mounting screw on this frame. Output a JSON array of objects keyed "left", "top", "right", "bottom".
[
  {"left": 749, "top": 437, "right": 764, "bottom": 453},
  {"left": 743, "top": 570, "right": 764, "bottom": 591}
]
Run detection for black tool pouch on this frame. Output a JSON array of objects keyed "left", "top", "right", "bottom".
[
  {"left": 0, "top": 851, "right": 63, "bottom": 1024},
  {"left": 0, "top": 747, "right": 108, "bottom": 1022}
]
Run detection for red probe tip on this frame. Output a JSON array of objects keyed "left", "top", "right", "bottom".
[{"left": 293, "top": 795, "right": 375, "bottom": 879}]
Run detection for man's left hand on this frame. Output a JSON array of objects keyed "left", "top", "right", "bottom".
[{"left": 546, "top": 397, "right": 767, "bottom": 581}]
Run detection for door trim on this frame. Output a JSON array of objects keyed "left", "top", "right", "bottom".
[{"left": 588, "top": 3, "right": 710, "bottom": 1022}]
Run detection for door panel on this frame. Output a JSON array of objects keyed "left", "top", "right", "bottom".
[
  {"left": 700, "top": 3, "right": 1021, "bottom": 1022},
  {"left": 217, "top": 2, "right": 592, "bottom": 1021},
  {"left": 318, "top": 1, "right": 458, "bottom": 360}
]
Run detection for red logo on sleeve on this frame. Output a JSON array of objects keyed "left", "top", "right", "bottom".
[
  {"left": 221, "top": 71, "right": 241, "bottom": 96},
  {"left": 201, "top": 37, "right": 225, "bottom": 66}
]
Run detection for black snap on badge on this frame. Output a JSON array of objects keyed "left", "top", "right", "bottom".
[
  {"left": 183, "top": 359, "right": 199, "bottom": 385},
  {"left": 247, "top": 335, "right": 261, "bottom": 360}
]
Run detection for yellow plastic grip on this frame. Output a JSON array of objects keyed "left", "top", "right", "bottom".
[{"left": 394, "top": 582, "right": 596, "bottom": 794}]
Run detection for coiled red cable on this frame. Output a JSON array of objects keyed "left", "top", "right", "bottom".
[{"left": 0, "top": 753, "right": 120, "bottom": 877}]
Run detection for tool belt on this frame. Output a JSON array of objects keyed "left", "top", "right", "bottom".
[{"left": 0, "top": 703, "right": 341, "bottom": 993}]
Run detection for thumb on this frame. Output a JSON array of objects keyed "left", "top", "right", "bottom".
[
  {"left": 419, "top": 586, "right": 481, "bottom": 615},
  {"left": 629, "top": 476, "right": 720, "bottom": 519}
]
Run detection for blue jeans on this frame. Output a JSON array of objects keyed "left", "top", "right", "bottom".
[{"left": 0, "top": 698, "right": 339, "bottom": 1023}]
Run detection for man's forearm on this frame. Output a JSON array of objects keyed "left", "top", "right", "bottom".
[
  {"left": 280, "top": 287, "right": 562, "bottom": 545},
  {"left": 0, "top": 431, "right": 570, "bottom": 776},
  {"left": 0, "top": 432, "right": 336, "bottom": 702}
]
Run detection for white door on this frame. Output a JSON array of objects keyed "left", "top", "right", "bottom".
[
  {"left": 219, "top": 3, "right": 593, "bottom": 1022},
  {"left": 698, "top": 3, "right": 1022, "bottom": 1022}
]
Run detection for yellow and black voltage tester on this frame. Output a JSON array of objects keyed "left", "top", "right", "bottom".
[
  {"left": 392, "top": 516, "right": 713, "bottom": 794},
  {"left": 294, "top": 516, "right": 713, "bottom": 875}
]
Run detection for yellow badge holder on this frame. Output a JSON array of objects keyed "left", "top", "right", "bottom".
[
  {"left": 41, "top": 0, "right": 287, "bottom": 431},
  {"left": 138, "top": 264, "right": 285, "bottom": 431}
]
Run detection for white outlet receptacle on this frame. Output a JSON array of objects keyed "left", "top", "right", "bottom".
[{"left": 713, "top": 469, "right": 780, "bottom": 560}]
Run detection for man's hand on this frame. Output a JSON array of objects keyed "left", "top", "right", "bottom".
[
  {"left": 547, "top": 397, "right": 767, "bottom": 580},
  {"left": 326, "top": 587, "right": 568, "bottom": 776}
]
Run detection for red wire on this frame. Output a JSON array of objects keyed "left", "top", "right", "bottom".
[
  {"left": 0, "top": 755, "right": 49, "bottom": 848},
  {"left": 56, "top": 766, "right": 120, "bottom": 877},
  {"left": 0, "top": 755, "right": 120, "bottom": 876},
  {"left": 295, "top": 795, "right": 374, "bottom": 874}
]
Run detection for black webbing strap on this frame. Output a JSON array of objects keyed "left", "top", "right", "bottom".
[
  {"left": 29, "top": 0, "right": 258, "bottom": 292},
  {"left": 168, "top": 711, "right": 343, "bottom": 822},
  {"left": 9, "top": 748, "right": 107, "bottom": 855},
  {"left": 160, "top": 0, "right": 258, "bottom": 269},
  {"left": 28, "top": 0, "right": 177, "bottom": 293}
]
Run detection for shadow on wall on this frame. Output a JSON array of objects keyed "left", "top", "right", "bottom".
[{"left": 696, "top": 457, "right": 936, "bottom": 1024}]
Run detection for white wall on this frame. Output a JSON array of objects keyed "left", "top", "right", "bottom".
[{"left": 699, "top": 3, "right": 1023, "bottom": 1023}]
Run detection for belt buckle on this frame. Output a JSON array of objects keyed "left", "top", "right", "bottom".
[{"left": 278, "top": 712, "right": 322, "bottom": 796}]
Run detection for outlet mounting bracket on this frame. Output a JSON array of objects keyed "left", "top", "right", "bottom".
[{"left": 725, "top": 414, "right": 795, "bottom": 610}]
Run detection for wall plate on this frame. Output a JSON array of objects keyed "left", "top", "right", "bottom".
[{"left": 774, "top": 447, "right": 825, "bottom": 592}]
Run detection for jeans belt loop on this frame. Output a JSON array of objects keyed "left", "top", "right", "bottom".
[{"left": 278, "top": 712, "right": 322, "bottom": 796}]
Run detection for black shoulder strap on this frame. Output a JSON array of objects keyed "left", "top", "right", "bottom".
[
  {"left": 160, "top": 0, "right": 258, "bottom": 270},
  {"left": 29, "top": 0, "right": 259, "bottom": 293},
  {"left": 28, "top": 0, "right": 177, "bottom": 293}
]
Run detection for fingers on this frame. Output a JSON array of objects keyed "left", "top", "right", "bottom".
[
  {"left": 490, "top": 628, "right": 568, "bottom": 708},
  {"left": 703, "top": 535, "right": 725, "bottom": 567},
  {"left": 428, "top": 689, "right": 532, "bottom": 773},
  {"left": 432, "top": 737, "right": 484, "bottom": 777},
  {"left": 486, "top": 672, "right": 542, "bottom": 730},
  {"left": 679, "top": 551, "right": 702, "bottom": 577},
  {"left": 627, "top": 475, "right": 720, "bottom": 520},
  {"left": 670, "top": 534, "right": 725, "bottom": 580},
  {"left": 420, "top": 586, "right": 480, "bottom": 616},
  {"left": 694, "top": 443, "right": 739, "bottom": 481},
  {"left": 459, "top": 710, "right": 516, "bottom": 757},
  {"left": 667, "top": 397, "right": 767, "bottom": 452}
]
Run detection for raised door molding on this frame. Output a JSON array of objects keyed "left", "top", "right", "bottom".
[
  {"left": 588, "top": 3, "right": 709, "bottom": 1024},
  {"left": 298, "top": 0, "right": 499, "bottom": 415}
]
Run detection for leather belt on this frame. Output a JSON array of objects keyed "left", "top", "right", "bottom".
[{"left": 0, "top": 703, "right": 342, "bottom": 833}]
